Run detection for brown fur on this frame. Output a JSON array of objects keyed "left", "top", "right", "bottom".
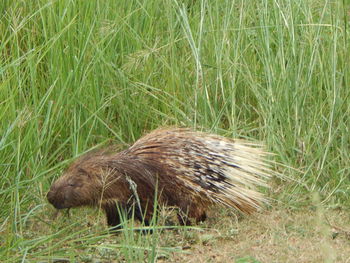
[{"left": 47, "top": 128, "right": 273, "bottom": 228}]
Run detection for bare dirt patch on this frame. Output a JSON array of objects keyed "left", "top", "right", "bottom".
[{"left": 159, "top": 208, "right": 350, "bottom": 263}]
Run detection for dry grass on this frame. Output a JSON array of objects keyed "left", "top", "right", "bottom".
[
  {"left": 157, "top": 208, "right": 350, "bottom": 263},
  {"left": 6, "top": 202, "right": 350, "bottom": 262}
]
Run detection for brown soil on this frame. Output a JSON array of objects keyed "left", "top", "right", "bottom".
[{"left": 158, "top": 208, "right": 350, "bottom": 263}]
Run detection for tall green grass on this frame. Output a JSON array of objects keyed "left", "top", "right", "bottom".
[{"left": 1, "top": 0, "right": 349, "bottom": 261}]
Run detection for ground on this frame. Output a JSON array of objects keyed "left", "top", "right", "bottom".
[
  {"left": 156, "top": 207, "right": 350, "bottom": 263},
  {"left": 10, "top": 202, "right": 350, "bottom": 262}
]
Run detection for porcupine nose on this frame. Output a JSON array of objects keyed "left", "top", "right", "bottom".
[
  {"left": 47, "top": 190, "right": 56, "bottom": 206},
  {"left": 47, "top": 189, "right": 64, "bottom": 209}
]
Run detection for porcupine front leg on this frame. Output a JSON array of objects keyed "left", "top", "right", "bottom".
[
  {"left": 102, "top": 201, "right": 151, "bottom": 233},
  {"left": 133, "top": 205, "right": 150, "bottom": 226},
  {"left": 101, "top": 201, "right": 126, "bottom": 229}
]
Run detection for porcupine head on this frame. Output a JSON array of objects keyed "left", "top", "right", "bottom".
[{"left": 47, "top": 151, "right": 130, "bottom": 211}]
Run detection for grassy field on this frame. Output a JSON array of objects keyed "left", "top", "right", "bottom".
[{"left": 1, "top": 0, "right": 350, "bottom": 262}]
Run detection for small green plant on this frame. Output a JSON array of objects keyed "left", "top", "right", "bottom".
[{"left": 236, "top": 256, "right": 262, "bottom": 263}]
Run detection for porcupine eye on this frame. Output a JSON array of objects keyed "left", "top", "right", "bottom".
[
  {"left": 66, "top": 178, "right": 77, "bottom": 187},
  {"left": 67, "top": 168, "right": 89, "bottom": 188},
  {"left": 67, "top": 177, "right": 83, "bottom": 188}
]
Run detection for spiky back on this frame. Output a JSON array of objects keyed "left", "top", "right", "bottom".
[{"left": 125, "top": 128, "right": 273, "bottom": 214}]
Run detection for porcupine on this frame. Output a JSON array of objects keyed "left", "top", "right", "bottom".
[{"left": 47, "top": 128, "right": 274, "bottom": 229}]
